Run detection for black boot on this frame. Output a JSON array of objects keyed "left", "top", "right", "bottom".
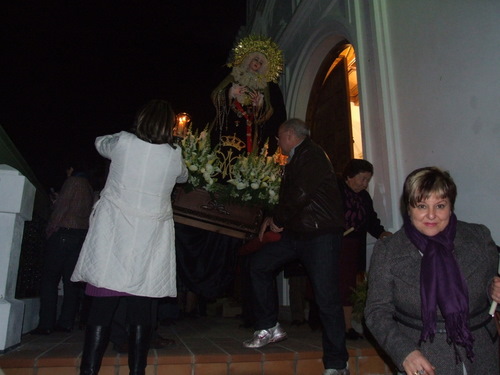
[
  {"left": 80, "top": 325, "right": 111, "bottom": 375},
  {"left": 128, "top": 325, "right": 152, "bottom": 375}
]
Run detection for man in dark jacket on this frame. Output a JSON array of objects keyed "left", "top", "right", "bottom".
[{"left": 243, "top": 118, "right": 350, "bottom": 375}]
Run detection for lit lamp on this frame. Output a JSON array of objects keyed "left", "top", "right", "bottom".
[{"left": 175, "top": 112, "right": 191, "bottom": 139}]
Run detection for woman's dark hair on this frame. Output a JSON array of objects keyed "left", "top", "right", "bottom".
[
  {"left": 133, "top": 99, "right": 176, "bottom": 147},
  {"left": 402, "top": 166, "right": 457, "bottom": 211},
  {"left": 342, "top": 159, "right": 374, "bottom": 180}
]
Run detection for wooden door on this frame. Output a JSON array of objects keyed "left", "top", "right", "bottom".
[{"left": 307, "top": 44, "right": 353, "bottom": 176}]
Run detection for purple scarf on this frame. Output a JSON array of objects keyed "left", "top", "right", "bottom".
[
  {"left": 341, "top": 181, "right": 367, "bottom": 231},
  {"left": 404, "top": 213, "right": 474, "bottom": 361}
]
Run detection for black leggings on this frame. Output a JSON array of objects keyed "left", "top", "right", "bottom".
[{"left": 86, "top": 296, "right": 153, "bottom": 327}]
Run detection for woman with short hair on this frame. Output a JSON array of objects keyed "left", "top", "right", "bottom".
[
  {"left": 365, "top": 166, "right": 499, "bottom": 375},
  {"left": 338, "top": 159, "right": 391, "bottom": 338}
]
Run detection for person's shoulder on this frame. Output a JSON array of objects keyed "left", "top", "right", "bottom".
[
  {"left": 456, "top": 220, "right": 492, "bottom": 239},
  {"left": 300, "top": 138, "right": 322, "bottom": 155},
  {"left": 309, "top": 140, "right": 334, "bottom": 165},
  {"left": 307, "top": 138, "right": 329, "bottom": 155},
  {"left": 294, "top": 139, "right": 326, "bottom": 163},
  {"left": 69, "top": 174, "right": 90, "bottom": 183},
  {"left": 358, "top": 188, "right": 372, "bottom": 200},
  {"left": 117, "top": 131, "right": 134, "bottom": 139},
  {"left": 96, "top": 131, "right": 129, "bottom": 142},
  {"left": 61, "top": 174, "right": 91, "bottom": 191},
  {"left": 117, "top": 131, "right": 145, "bottom": 147},
  {"left": 374, "top": 228, "right": 409, "bottom": 252},
  {"left": 370, "top": 228, "right": 412, "bottom": 267}
]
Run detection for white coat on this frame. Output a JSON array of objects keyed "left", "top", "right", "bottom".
[{"left": 71, "top": 131, "right": 188, "bottom": 298}]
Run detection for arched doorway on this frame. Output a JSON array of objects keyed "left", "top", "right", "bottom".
[{"left": 306, "top": 41, "right": 362, "bottom": 175}]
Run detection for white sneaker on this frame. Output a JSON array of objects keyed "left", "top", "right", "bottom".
[
  {"left": 242, "top": 322, "right": 287, "bottom": 348},
  {"left": 323, "top": 364, "right": 350, "bottom": 375}
]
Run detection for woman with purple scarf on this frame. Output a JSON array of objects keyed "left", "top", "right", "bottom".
[{"left": 365, "top": 167, "right": 500, "bottom": 375}]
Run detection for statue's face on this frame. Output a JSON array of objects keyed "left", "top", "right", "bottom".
[{"left": 247, "top": 53, "right": 266, "bottom": 73}]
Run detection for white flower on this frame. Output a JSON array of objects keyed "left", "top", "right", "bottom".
[
  {"left": 180, "top": 125, "right": 221, "bottom": 190},
  {"left": 179, "top": 130, "right": 281, "bottom": 208},
  {"left": 236, "top": 181, "right": 248, "bottom": 190},
  {"left": 221, "top": 142, "right": 282, "bottom": 207}
]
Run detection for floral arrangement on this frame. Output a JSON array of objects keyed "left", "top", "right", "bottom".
[
  {"left": 179, "top": 126, "right": 221, "bottom": 193},
  {"left": 179, "top": 126, "right": 282, "bottom": 208},
  {"left": 223, "top": 145, "right": 282, "bottom": 208}
]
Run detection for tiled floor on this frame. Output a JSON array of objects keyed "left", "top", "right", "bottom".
[{"left": 0, "top": 316, "right": 395, "bottom": 375}]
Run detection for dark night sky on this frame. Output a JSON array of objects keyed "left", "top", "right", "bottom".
[{"left": 1, "top": 1, "right": 246, "bottom": 190}]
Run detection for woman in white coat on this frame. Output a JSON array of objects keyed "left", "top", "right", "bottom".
[{"left": 71, "top": 99, "right": 188, "bottom": 375}]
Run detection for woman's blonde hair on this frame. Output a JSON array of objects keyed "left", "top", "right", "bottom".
[{"left": 402, "top": 166, "right": 457, "bottom": 211}]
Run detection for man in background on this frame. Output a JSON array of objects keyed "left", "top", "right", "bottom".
[{"left": 33, "top": 161, "right": 94, "bottom": 334}]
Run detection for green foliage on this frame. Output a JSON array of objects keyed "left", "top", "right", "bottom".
[{"left": 350, "top": 277, "right": 368, "bottom": 323}]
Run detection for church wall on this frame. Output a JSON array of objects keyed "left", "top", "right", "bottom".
[
  {"left": 246, "top": 0, "right": 500, "bottom": 244},
  {"left": 380, "top": 0, "right": 500, "bottom": 243}
]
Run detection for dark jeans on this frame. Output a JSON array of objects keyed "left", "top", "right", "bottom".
[
  {"left": 249, "top": 231, "right": 348, "bottom": 369},
  {"left": 38, "top": 228, "right": 87, "bottom": 330}
]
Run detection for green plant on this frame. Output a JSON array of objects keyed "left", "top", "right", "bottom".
[{"left": 350, "top": 277, "right": 368, "bottom": 324}]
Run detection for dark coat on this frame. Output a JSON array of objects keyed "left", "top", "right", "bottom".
[
  {"left": 339, "top": 180, "right": 386, "bottom": 271},
  {"left": 273, "top": 137, "right": 344, "bottom": 236},
  {"left": 365, "top": 221, "right": 499, "bottom": 374}
]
